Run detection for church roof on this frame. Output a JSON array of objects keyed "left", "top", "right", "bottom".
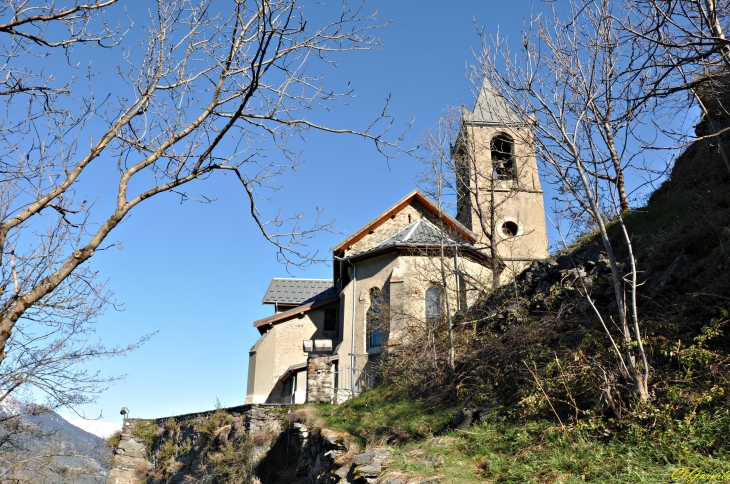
[
  {"left": 351, "top": 218, "right": 489, "bottom": 261},
  {"left": 372, "top": 218, "right": 462, "bottom": 250},
  {"left": 463, "top": 79, "right": 523, "bottom": 126},
  {"left": 261, "top": 278, "right": 335, "bottom": 305},
  {"left": 332, "top": 189, "right": 476, "bottom": 253}
]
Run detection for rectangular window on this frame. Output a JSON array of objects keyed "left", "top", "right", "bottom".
[
  {"left": 323, "top": 308, "right": 337, "bottom": 334},
  {"left": 370, "top": 324, "right": 382, "bottom": 347}
]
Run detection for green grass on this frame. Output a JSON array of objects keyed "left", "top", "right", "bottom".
[
  {"left": 313, "top": 388, "right": 730, "bottom": 483},
  {"left": 314, "top": 387, "right": 458, "bottom": 447}
]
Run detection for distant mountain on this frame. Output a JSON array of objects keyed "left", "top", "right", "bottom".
[{"left": 0, "top": 396, "right": 111, "bottom": 483}]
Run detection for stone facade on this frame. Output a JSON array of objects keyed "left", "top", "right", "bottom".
[
  {"left": 306, "top": 354, "right": 334, "bottom": 404},
  {"left": 456, "top": 119, "right": 549, "bottom": 262},
  {"left": 247, "top": 300, "right": 339, "bottom": 405}
]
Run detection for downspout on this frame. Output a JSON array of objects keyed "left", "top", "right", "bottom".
[
  {"left": 454, "top": 249, "right": 460, "bottom": 311},
  {"left": 350, "top": 262, "right": 357, "bottom": 397},
  {"left": 335, "top": 255, "right": 357, "bottom": 398}
]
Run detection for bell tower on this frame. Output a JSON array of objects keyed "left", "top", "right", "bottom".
[{"left": 454, "top": 80, "right": 548, "bottom": 262}]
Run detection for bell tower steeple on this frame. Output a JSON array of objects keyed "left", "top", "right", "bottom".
[{"left": 454, "top": 80, "right": 548, "bottom": 263}]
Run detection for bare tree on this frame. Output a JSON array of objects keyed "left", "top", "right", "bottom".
[
  {"left": 0, "top": 0, "right": 126, "bottom": 98},
  {"left": 623, "top": 0, "right": 730, "bottom": 174},
  {"left": 479, "top": 0, "right": 656, "bottom": 402},
  {"left": 0, "top": 0, "right": 407, "bottom": 384}
]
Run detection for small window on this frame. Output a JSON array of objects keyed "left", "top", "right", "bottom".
[
  {"left": 502, "top": 221, "right": 519, "bottom": 237},
  {"left": 323, "top": 308, "right": 337, "bottom": 333},
  {"left": 425, "top": 287, "right": 441, "bottom": 323},
  {"left": 458, "top": 273, "right": 467, "bottom": 311},
  {"left": 367, "top": 288, "right": 383, "bottom": 347}
]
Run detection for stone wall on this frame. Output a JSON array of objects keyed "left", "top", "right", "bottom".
[
  {"left": 105, "top": 404, "right": 288, "bottom": 484},
  {"left": 306, "top": 354, "right": 333, "bottom": 403},
  {"left": 107, "top": 404, "right": 409, "bottom": 483},
  {"left": 105, "top": 419, "right": 152, "bottom": 484}
]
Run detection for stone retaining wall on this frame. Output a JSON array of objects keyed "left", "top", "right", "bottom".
[
  {"left": 105, "top": 404, "right": 288, "bottom": 484},
  {"left": 105, "top": 419, "right": 152, "bottom": 484}
]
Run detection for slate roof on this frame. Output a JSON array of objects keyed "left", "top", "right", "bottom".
[
  {"left": 253, "top": 295, "right": 339, "bottom": 332},
  {"left": 261, "top": 278, "right": 335, "bottom": 305},
  {"left": 333, "top": 189, "right": 476, "bottom": 253},
  {"left": 352, "top": 218, "right": 489, "bottom": 260},
  {"left": 463, "top": 79, "right": 523, "bottom": 126}
]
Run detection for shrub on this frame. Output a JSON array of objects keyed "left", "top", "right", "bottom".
[
  {"left": 106, "top": 430, "right": 122, "bottom": 450},
  {"left": 131, "top": 420, "right": 158, "bottom": 454}
]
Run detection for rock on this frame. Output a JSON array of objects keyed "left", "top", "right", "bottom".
[
  {"left": 576, "top": 299, "right": 592, "bottom": 313},
  {"left": 452, "top": 402, "right": 490, "bottom": 429},
  {"left": 354, "top": 463, "right": 382, "bottom": 478},
  {"left": 539, "top": 259, "right": 558, "bottom": 272},
  {"left": 353, "top": 449, "right": 390, "bottom": 466},
  {"left": 556, "top": 255, "right": 574, "bottom": 268},
  {"left": 657, "top": 254, "right": 687, "bottom": 288},
  {"left": 324, "top": 435, "right": 346, "bottom": 450},
  {"left": 334, "top": 466, "right": 350, "bottom": 478},
  {"left": 532, "top": 271, "right": 550, "bottom": 283}
]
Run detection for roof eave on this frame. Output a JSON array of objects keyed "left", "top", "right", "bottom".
[
  {"left": 253, "top": 295, "right": 340, "bottom": 331},
  {"left": 349, "top": 242, "right": 491, "bottom": 263}
]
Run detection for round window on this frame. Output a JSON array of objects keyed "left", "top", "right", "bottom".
[{"left": 501, "top": 221, "right": 519, "bottom": 237}]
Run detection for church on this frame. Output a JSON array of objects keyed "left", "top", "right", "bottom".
[{"left": 245, "top": 81, "right": 549, "bottom": 405}]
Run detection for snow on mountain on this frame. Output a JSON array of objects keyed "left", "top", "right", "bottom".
[
  {"left": 64, "top": 417, "right": 122, "bottom": 438},
  {"left": 0, "top": 395, "right": 112, "bottom": 483}
]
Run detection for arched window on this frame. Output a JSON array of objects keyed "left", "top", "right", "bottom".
[
  {"left": 491, "top": 134, "right": 515, "bottom": 180},
  {"left": 367, "top": 288, "right": 383, "bottom": 347},
  {"left": 425, "top": 287, "right": 441, "bottom": 323}
]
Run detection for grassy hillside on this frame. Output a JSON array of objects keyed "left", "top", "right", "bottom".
[{"left": 311, "top": 387, "right": 730, "bottom": 483}]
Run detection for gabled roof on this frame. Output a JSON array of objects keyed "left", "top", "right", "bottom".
[
  {"left": 253, "top": 295, "right": 339, "bottom": 333},
  {"left": 372, "top": 218, "right": 462, "bottom": 250},
  {"left": 351, "top": 218, "right": 490, "bottom": 261},
  {"left": 332, "top": 189, "right": 476, "bottom": 253},
  {"left": 462, "top": 79, "right": 523, "bottom": 126},
  {"left": 262, "top": 278, "right": 335, "bottom": 305}
]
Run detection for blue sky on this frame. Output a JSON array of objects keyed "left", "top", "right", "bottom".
[{"left": 50, "top": 0, "right": 683, "bottom": 434}]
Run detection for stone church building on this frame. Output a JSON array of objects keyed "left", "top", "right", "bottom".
[{"left": 245, "top": 81, "right": 549, "bottom": 405}]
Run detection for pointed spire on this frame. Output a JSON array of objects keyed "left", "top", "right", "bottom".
[{"left": 463, "top": 78, "right": 522, "bottom": 125}]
